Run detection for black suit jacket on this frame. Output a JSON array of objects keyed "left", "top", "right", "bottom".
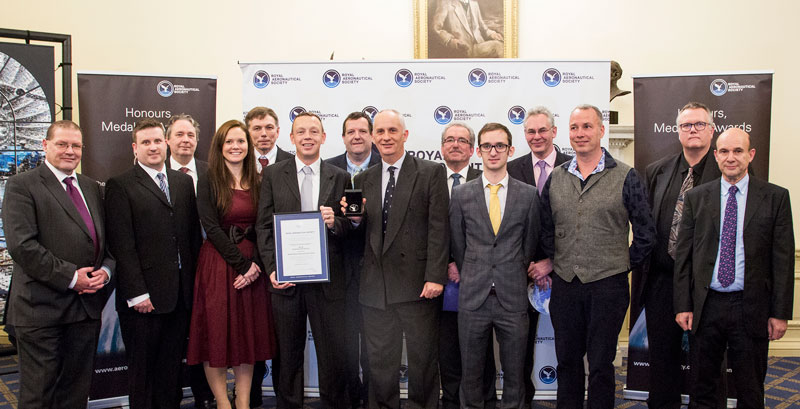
[
  {"left": 507, "top": 151, "right": 572, "bottom": 187},
  {"left": 673, "top": 176, "right": 794, "bottom": 337},
  {"left": 2, "top": 165, "right": 114, "bottom": 326},
  {"left": 256, "top": 158, "right": 351, "bottom": 300},
  {"left": 326, "top": 151, "right": 382, "bottom": 173},
  {"left": 275, "top": 146, "right": 294, "bottom": 163},
  {"left": 105, "top": 164, "right": 202, "bottom": 314},
  {"left": 355, "top": 153, "right": 450, "bottom": 309}
]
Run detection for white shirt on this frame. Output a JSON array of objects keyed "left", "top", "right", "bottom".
[
  {"left": 482, "top": 172, "right": 509, "bottom": 220},
  {"left": 45, "top": 160, "right": 111, "bottom": 288},
  {"left": 255, "top": 147, "right": 279, "bottom": 173},
  {"left": 381, "top": 153, "right": 405, "bottom": 203},
  {"left": 532, "top": 149, "right": 557, "bottom": 186},
  {"left": 127, "top": 162, "right": 168, "bottom": 307},
  {"left": 446, "top": 165, "right": 470, "bottom": 197},
  {"left": 295, "top": 156, "right": 321, "bottom": 209},
  {"left": 169, "top": 156, "right": 198, "bottom": 192}
]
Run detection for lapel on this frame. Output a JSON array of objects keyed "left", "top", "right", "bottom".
[
  {"left": 472, "top": 179, "right": 494, "bottom": 237},
  {"left": 652, "top": 155, "right": 680, "bottom": 220},
  {"left": 743, "top": 176, "right": 762, "bottom": 231},
  {"left": 495, "top": 178, "right": 518, "bottom": 238},
  {"left": 363, "top": 166, "right": 383, "bottom": 257},
  {"left": 166, "top": 169, "right": 180, "bottom": 205},
  {"left": 135, "top": 164, "right": 172, "bottom": 208},
  {"left": 452, "top": 2, "right": 475, "bottom": 40},
  {"left": 39, "top": 166, "right": 93, "bottom": 240},
  {"left": 284, "top": 160, "right": 302, "bottom": 205},
  {"left": 698, "top": 149, "right": 720, "bottom": 185},
  {"left": 383, "top": 154, "right": 418, "bottom": 254},
  {"left": 77, "top": 174, "right": 103, "bottom": 240},
  {"left": 317, "top": 161, "right": 335, "bottom": 207},
  {"left": 521, "top": 154, "right": 535, "bottom": 185},
  {"left": 709, "top": 179, "right": 722, "bottom": 236}
]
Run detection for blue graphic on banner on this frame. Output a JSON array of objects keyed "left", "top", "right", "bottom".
[
  {"left": 468, "top": 68, "right": 487, "bottom": 87},
  {"left": 362, "top": 106, "right": 379, "bottom": 120},
  {"left": 289, "top": 106, "right": 307, "bottom": 122},
  {"left": 253, "top": 70, "right": 270, "bottom": 89},
  {"left": 434, "top": 106, "right": 453, "bottom": 125},
  {"left": 323, "top": 70, "right": 341, "bottom": 88},
  {"left": 508, "top": 106, "right": 526, "bottom": 125},
  {"left": 710, "top": 79, "right": 728, "bottom": 96},
  {"left": 539, "top": 366, "right": 557, "bottom": 384},
  {"left": 395, "top": 69, "right": 413, "bottom": 87},
  {"left": 157, "top": 80, "right": 174, "bottom": 97},
  {"left": 542, "top": 68, "right": 561, "bottom": 87}
]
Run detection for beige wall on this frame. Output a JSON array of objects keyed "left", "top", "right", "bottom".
[{"left": 2, "top": 0, "right": 798, "bottom": 229}]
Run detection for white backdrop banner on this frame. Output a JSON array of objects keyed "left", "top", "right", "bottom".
[{"left": 240, "top": 59, "right": 610, "bottom": 397}]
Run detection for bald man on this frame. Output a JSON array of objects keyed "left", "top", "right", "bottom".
[{"left": 674, "top": 128, "right": 794, "bottom": 409}]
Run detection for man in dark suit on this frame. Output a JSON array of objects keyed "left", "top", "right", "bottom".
[
  {"left": 246, "top": 106, "right": 294, "bottom": 174},
  {"left": 641, "top": 102, "right": 721, "bottom": 409},
  {"left": 507, "top": 106, "right": 571, "bottom": 407},
  {"left": 674, "top": 128, "right": 794, "bottom": 409},
  {"left": 257, "top": 112, "right": 350, "bottom": 408},
  {"left": 438, "top": 122, "right": 497, "bottom": 409},
  {"left": 450, "top": 122, "right": 540, "bottom": 409},
  {"left": 105, "top": 119, "right": 202, "bottom": 409},
  {"left": 163, "top": 113, "right": 214, "bottom": 409},
  {"left": 2, "top": 120, "right": 114, "bottom": 408},
  {"left": 343, "top": 109, "right": 449, "bottom": 409},
  {"left": 326, "top": 111, "right": 381, "bottom": 408}
]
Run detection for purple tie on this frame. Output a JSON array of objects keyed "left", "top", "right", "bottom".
[
  {"left": 718, "top": 185, "right": 738, "bottom": 287},
  {"left": 536, "top": 160, "right": 548, "bottom": 196},
  {"left": 64, "top": 177, "right": 98, "bottom": 258}
]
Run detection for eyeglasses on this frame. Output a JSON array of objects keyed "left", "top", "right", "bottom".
[
  {"left": 679, "top": 122, "right": 710, "bottom": 132},
  {"left": 53, "top": 142, "right": 84, "bottom": 151},
  {"left": 443, "top": 137, "right": 472, "bottom": 146},
  {"left": 478, "top": 143, "right": 509, "bottom": 153},
  {"left": 525, "top": 127, "right": 552, "bottom": 136}
]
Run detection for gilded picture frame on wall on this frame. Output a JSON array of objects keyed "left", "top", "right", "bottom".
[{"left": 415, "top": 0, "right": 518, "bottom": 59}]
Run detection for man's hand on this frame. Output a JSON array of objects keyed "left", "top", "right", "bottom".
[
  {"left": 449, "top": 39, "right": 469, "bottom": 52},
  {"left": 447, "top": 262, "right": 460, "bottom": 283},
  {"left": 528, "top": 258, "right": 553, "bottom": 280},
  {"left": 489, "top": 32, "right": 504, "bottom": 41},
  {"left": 74, "top": 266, "right": 103, "bottom": 294},
  {"left": 269, "top": 271, "right": 295, "bottom": 290},
  {"left": 768, "top": 318, "right": 788, "bottom": 341},
  {"left": 133, "top": 298, "right": 154, "bottom": 314},
  {"left": 234, "top": 262, "right": 262, "bottom": 290},
  {"left": 341, "top": 196, "right": 366, "bottom": 223},
  {"left": 320, "top": 206, "right": 335, "bottom": 229},
  {"left": 419, "top": 282, "right": 444, "bottom": 299},
  {"left": 675, "top": 312, "right": 693, "bottom": 331},
  {"left": 535, "top": 275, "right": 552, "bottom": 291}
]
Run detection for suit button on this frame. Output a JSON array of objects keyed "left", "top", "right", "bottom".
[
  {"left": 574, "top": 265, "right": 579, "bottom": 271},
  {"left": 400, "top": 253, "right": 405, "bottom": 258},
  {"left": 492, "top": 265, "right": 496, "bottom": 269},
  {"left": 493, "top": 243, "right": 497, "bottom": 248}
]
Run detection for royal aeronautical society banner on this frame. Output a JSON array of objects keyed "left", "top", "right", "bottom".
[
  {"left": 626, "top": 71, "right": 773, "bottom": 403},
  {"left": 241, "top": 59, "right": 611, "bottom": 397}
]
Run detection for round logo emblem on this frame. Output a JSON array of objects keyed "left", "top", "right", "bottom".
[
  {"left": 289, "top": 106, "right": 307, "bottom": 122},
  {"left": 538, "top": 366, "right": 557, "bottom": 384},
  {"left": 323, "top": 69, "right": 341, "bottom": 88},
  {"left": 253, "top": 70, "right": 270, "bottom": 89},
  {"left": 468, "top": 68, "right": 487, "bottom": 87},
  {"left": 710, "top": 79, "right": 728, "bottom": 96},
  {"left": 508, "top": 105, "right": 526, "bottom": 125},
  {"left": 156, "top": 80, "right": 174, "bottom": 97},
  {"left": 395, "top": 69, "right": 414, "bottom": 87},
  {"left": 434, "top": 106, "right": 453, "bottom": 125},
  {"left": 542, "top": 68, "right": 561, "bottom": 87}
]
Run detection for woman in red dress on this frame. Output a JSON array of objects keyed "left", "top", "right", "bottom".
[{"left": 187, "top": 120, "right": 275, "bottom": 409}]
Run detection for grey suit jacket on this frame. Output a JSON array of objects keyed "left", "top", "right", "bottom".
[
  {"left": 673, "top": 176, "right": 794, "bottom": 337},
  {"left": 450, "top": 176, "right": 540, "bottom": 313},
  {"left": 2, "top": 164, "right": 114, "bottom": 326}
]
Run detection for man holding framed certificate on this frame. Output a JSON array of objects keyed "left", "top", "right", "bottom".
[{"left": 256, "top": 112, "right": 352, "bottom": 408}]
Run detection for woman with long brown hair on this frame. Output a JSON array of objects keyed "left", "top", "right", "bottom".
[{"left": 187, "top": 120, "right": 275, "bottom": 409}]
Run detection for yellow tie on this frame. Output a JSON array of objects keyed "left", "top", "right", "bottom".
[{"left": 488, "top": 184, "right": 502, "bottom": 235}]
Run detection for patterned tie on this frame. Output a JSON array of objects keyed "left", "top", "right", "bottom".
[
  {"left": 383, "top": 166, "right": 397, "bottom": 236},
  {"left": 718, "top": 185, "right": 738, "bottom": 287},
  {"left": 451, "top": 173, "right": 462, "bottom": 193},
  {"left": 156, "top": 172, "right": 171, "bottom": 204},
  {"left": 488, "top": 184, "right": 502, "bottom": 235},
  {"left": 258, "top": 156, "right": 269, "bottom": 168},
  {"left": 300, "top": 166, "right": 314, "bottom": 211},
  {"left": 667, "top": 167, "right": 694, "bottom": 259},
  {"left": 179, "top": 167, "right": 190, "bottom": 174},
  {"left": 536, "top": 160, "right": 548, "bottom": 196},
  {"left": 63, "top": 177, "right": 98, "bottom": 257}
]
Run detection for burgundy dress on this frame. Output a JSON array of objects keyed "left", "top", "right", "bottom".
[{"left": 187, "top": 189, "right": 275, "bottom": 367}]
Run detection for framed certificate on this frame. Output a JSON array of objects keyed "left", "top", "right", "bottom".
[{"left": 274, "top": 211, "right": 330, "bottom": 283}]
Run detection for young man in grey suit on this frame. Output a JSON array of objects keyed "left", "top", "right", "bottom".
[
  {"left": 674, "top": 128, "right": 794, "bottom": 409},
  {"left": 257, "top": 112, "right": 351, "bottom": 408},
  {"left": 2, "top": 120, "right": 114, "bottom": 408},
  {"left": 450, "top": 122, "right": 540, "bottom": 409}
]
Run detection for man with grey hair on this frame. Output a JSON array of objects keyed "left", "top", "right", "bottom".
[
  {"left": 431, "top": 0, "right": 504, "bottom": 58},
  {"left": 166, "top": 114, "right": 208, "bottom": 193},
  {"left": 438, "top": 122, "right": 497, "bottom": 409},
  {"left": 535, "top": 104, "right": 655, "bottom": 408}
]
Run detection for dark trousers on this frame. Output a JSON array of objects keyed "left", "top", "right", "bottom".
[
  {"left": 439, "top": 310, "right": 497, "bottom": 409},
  {"left": 644, "top": 271, "right": 684, "bottom": 409},
  {"left": 119, "top": 301, "right": 190, "bottom": 409},
  {"left": 522, "top": 306, "right": 540, "bottom": 408},
  {"left": 345, "top": 278, "right": 369, "bottom": 408},
  {"left": 251, "top": 357, "right": 279, "bottom": 407},
  {"left": 271, "top": 285, "right": 347, "bottom": 409},
  {"left": 550, "top": 273, "right": 629, "bottom": 409},
  {"left": 15, "top": 318, "right": 101, "bottom": 409},
  {"left": 459, "top": 293, "right": 527, "bottom": 409},
  {"left": 362, "top": 299, "right": 440, "bottom": 409},
  {"left": 690, "top": 291, "right": 768, "bottom": 409},
  {"left": 189, "top": 363, "right": 214, "bottom": 405}
]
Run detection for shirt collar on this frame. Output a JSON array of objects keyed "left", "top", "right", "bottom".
[
  {"left": 567, "top": 148, "right": 613, "bottom": 181},
  {"left": 533, "top": 148, "right": 558, "bottom": 169},
  {"left": 721, "top": 173, "right": 749, "bottom": 197},
  {"left": 139, "top": 161, "right": 167, "bottom": 181},
  {"left": 382, "top": 151, "right": 406, "bottom": 173},
  {"left": 295, "top": 156, "right": 321, "bottom": 175},
  {"left": 346, "top": 152, "right": 372, "bottom": 173},
  {"left": 482, "top": 172, "right": 509, "bottom": 189},
  {"left": 169, "top": 156, "right": 196, "bottom": 173},
  {"left": 256, "top": 146, "right": 278, "bottom": 164},
  {"left": 45, "top": 159, "right": 75, "bottom": 182},
  {"left": 446, "top": 164, "right": 470, "bottom": 181}
]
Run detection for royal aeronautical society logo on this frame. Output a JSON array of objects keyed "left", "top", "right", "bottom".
[
  {"left": 508, "top": 105, "right": 526, "bottom": 125},
  {"left": 289, "top": 106, "right": 307, "bottom": 122},
  {"left": 539, "top": 366, "right": 557, "bottom": 384},
  {"left": 468, "top": 68, "right": 487, "bottom": 87},
  {"left": 710, "top": 79, "right": 728, "bottom": 96},
  {"left": 395, "top": 69, "right": 414, "bottom": 87},
  {"left": 253, "top": 70, "right": 270, "bottom": 89},
  {"left": 362, "top": 106, "right": 379, "bottom": 120},
  {"left": 323, "top": 69, "right": 341, "bottom": 88},
  {"left": 542, "top": 68, "right": 561, "bottom": 87},
  {"left": 156, "top": 80, "right": 174, "bottom": 97},
  {"left": 434, "top": 106, "right": 453, "bottom": 125},
  {"left": 399, "top": 364, "right": 409, "bottom": 383}
]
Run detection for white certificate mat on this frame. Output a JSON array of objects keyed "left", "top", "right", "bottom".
[{"left": 274, "top": 211, "right": 330, "bottom": 283}]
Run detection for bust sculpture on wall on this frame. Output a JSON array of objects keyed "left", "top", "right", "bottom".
[{"left": 610, "top": 60, "right": 631, "bottom": 102}]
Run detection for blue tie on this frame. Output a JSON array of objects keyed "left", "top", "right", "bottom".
[
  {"left": 718, "top": 185, "right": 738, "bottom": 287},
  {"left": 156, "top": 172, "right": 171, "bottom": 204},
  {"left": 451, "top": 173, "right": 462, "bottom": 189}
]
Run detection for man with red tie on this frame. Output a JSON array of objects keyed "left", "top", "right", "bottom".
[
  {"left": 2, "top": 120, "right": 114, "bottom": 408},
  {"left": 245, "top": 106, "right": 294, "bottom": 174},
  {"left": 165, "top": 114, "right": 209, "bottom": 193}
]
